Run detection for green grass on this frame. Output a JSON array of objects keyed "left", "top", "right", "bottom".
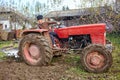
[
  {"left": 0, "top": 52, "right": 6, "bottom": 59},
  {"left": 0, "top": 41, "right": 13, "bottom": 48},
  {"left": 106, "top": 33, "right": 120, "bottom": 79},
  {"left": 0, "top": 41, "right": 18, "bottom": 48}
]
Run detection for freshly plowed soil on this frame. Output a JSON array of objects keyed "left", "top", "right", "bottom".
[{"left": 0, "top": 54, "right": 81, "bottom": 80}]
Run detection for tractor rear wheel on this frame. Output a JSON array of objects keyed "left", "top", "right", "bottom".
[
  {"left": 19, "top": 33, "right": 53, "bottom": 66},
  {"left": 81, "top": 44, "right": 112, "bottom": 73}
]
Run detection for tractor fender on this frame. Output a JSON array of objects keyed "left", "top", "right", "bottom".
[{"left": 21, "top": 29, "right": 48, "bottom": 37}]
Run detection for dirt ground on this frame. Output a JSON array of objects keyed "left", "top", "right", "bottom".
[
  {"left": 0, "top": 54, "right": 82, "bottom": 80},
  {"left": 0, "top": 53, "right": 119, "bottom": 80}
]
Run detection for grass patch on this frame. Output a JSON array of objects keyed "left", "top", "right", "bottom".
[
  {"left": 64, "top": 54, "right": 80, "bottom": 63},
  {"left": 64, "top": 54, "right": 88, "bottom": 75},
  {"left": 0, "top": 41, "right": 18, "bottom": 48},
  {"left": 64, "top": 54, "right": 87, "bottom": 73},
  {"left": 0, "top": 52, "right": 5, "bottom": 56},
  {"left": 0, "top": 41, "right": 13, "bottom": 48},
  {"left": 0, "top": 52, "right": 6, "bottom": 59},
  {"left": 106, "top": 33, "right": 120, "bottom": 80}
]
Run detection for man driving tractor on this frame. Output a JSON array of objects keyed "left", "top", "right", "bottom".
[{"left": 36, "top": 15, "right": 59, "bottom": 48}]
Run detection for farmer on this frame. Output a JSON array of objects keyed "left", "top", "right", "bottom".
[{"left": 36, "top": 15, "right": 59, "bottom": 48}]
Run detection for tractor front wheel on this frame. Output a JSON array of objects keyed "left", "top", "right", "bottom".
[
  {"left": 19, "top": 33, "right": 53, "bottom": 66},
  {"left": 81, "top": 44, "right": 112, "bottom": 73}
]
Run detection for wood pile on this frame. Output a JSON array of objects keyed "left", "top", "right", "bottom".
[
  {"left": 0, "top": 30, "right": 9, "bottom": 40},
  {"left": 0, "top": 30, "right": 16, "bottom": 41},
  {"left": 15, "top": 29, "right": 22, "bottom": 39},
  {"left": 7, "top": 31, "right": 16, "bottom": 40},
  {"left": 0, "top": 25, "right": 3, "bottom": 40}
]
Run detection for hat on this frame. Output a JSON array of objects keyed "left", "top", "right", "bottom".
[{"left": 36, "top": 15, "right": 43, "bottom": 20}]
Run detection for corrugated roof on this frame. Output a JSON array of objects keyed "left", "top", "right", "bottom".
[{"left": 45, "top": 6, "right": 109, "bottom": 18}]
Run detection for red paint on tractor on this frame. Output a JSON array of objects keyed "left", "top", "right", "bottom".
[{"left": 54, "top": 23, "right": 106, "bottom": 45}]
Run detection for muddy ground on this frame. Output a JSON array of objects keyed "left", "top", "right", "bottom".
[
  {"left": 0, "top": 53, "right": 119, "bottom": 80},
  {"left": 0, "top": 54, "right": 82, "bottom": 80}
]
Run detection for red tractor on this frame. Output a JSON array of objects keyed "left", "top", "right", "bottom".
[{"left": 19, "top": 23, "right": 112, "bottom": 73}]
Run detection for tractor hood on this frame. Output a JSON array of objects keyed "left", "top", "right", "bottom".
[
  {"left": 54, "top": 23, "right": 106, "bottom": 38},
  {"left": 54, "top": 23, "right": 106, "bottom": 45}
]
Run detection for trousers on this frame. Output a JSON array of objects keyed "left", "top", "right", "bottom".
[{"left": 49, "top": 32, "right": 59, "bottom": 45}]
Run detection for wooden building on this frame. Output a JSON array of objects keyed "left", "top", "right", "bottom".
[
  {"left": 45, "top": 6, "right": 120, "bottom": 32},
  {"left": 45, "top": 6, "right": 109, "bottom": 26}
]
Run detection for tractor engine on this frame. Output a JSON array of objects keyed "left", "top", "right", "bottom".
[{"left": 61, "top": 34, "right": 91, "bottom": 49}]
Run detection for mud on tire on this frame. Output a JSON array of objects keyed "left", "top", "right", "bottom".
[
  {"left": 19, "top": 33, "right": 53, "bottom": 66},
  {"left": 81, "top": 44, "right": 112, "bottom": 73}
]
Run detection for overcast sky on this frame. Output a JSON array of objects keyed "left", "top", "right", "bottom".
[
  {"left": 0, "top": 0, "right": 116, "bottom": 16},
  {"left": 0, "top": 0, "right": 116, "bottom": 9},
  {"left": 37, "top": 0, "right": 115, "bottom": 9}
]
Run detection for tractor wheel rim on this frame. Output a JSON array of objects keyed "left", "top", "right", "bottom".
[
  {"left": 23, "top": 42, "right": 41, "bottom": 64},
  {"left": 86, "top": 51, "right": 105, "bottom": 69},
  {"left": 29, "top": 44, "right": 40, "bottom": 59}
]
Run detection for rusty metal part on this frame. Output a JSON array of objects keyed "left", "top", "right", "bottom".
[{"left": 86, "top": 51, "right": 105, "bottom": 69}]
